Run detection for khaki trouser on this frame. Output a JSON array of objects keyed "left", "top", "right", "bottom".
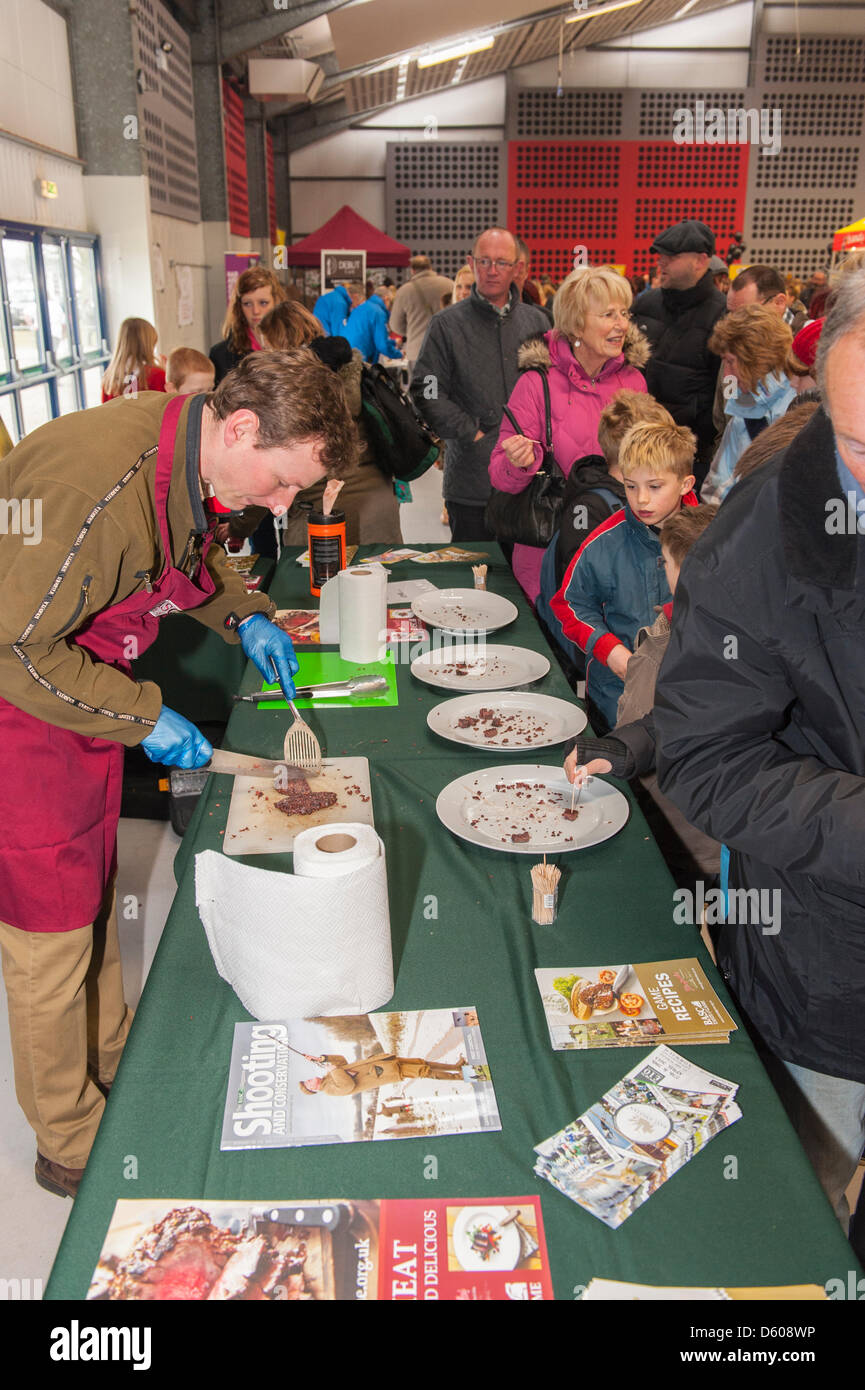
[{"left": 0, "top": 878, "right": 133, "bottom": 1168}]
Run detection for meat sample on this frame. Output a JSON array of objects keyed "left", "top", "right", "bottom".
[
  {"left": 273, "top": 779, "right": 339, "bottom": 817},
  {"left": 101, "top": 1206, "right": 317, "bottom": 1301}
]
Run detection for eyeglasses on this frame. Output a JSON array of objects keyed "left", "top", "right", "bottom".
[{"left": 474, "top": 258, "right": 516, "bottom": 271}]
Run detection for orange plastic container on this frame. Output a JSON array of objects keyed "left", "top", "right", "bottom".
[{"left": 308, "top": 509, "right": 346, "bottom": 597}]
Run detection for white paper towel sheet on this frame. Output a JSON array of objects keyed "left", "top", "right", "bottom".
[
  {"left": 339, "top": 563, "right": 387, "bottom": 663},
  {"left": 195, "top": 823, "right": 394, "bottom": 1019}
]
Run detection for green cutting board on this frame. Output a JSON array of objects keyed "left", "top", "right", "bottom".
[{"left": 257, "top": 650, "right": 398, "bottom": 708}]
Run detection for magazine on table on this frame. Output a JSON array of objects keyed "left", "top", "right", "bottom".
[
  {"left": 411, "top": 547, "right": 489, "bottom": 564},
  {"left": 221, "top": 1007, "right": 500, "bottom": 1151},
  {"left": 295, "top": 545, "right": 359, "bottom": 567},
  {"left": 274, "top": 607, "right": 428, "bottom": 645},
  {"left": 534, "top": 1045, "right": 741, "bottom": 1229},
  {"left": 534, "top": 960, "right": 736, "bottom": 1051},
  {"left": 87, "top": 1195, "right": 552, "bottom": 1301}
]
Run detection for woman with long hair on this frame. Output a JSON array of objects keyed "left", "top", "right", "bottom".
[
  {"left": 101, "top": 318, "right": 165, "bottom": 401},
  {"left": 209, "top": 266, "right": 288, "bottom": 383}
]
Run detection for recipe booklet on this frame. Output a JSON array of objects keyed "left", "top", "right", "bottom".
[
  {"left": 87, "top": 1196, "right": 552, "bottom": 1301},
  {"left": 221, "top": 1007, "right": 501, "bottom": 1151},
  {"left": 534, "top": 1045, "right": 741, "bottom": 1229},
  {"left": 534, "top": 960, "right": 737, "bottom": 1051}
]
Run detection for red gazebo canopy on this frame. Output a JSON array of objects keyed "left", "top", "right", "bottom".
[{"left": 286, "top": 205, "right": 411, "bottom": 267}]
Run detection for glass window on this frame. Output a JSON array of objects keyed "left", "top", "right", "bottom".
[
  {"left": 43, "top": 242, "right": 74, "bottom": 364},
  {"left": 82, "top": 365, "right": 103, "bottom": 408},
  {"left": 56, "top": 373, "right": 80, "bottom": 415},
  {"left": 2, "top": 238, "right": 45, "bottom": 371},
  {"left": 19, "top": 382, "right": 52, "bottom": 435},
  {"left": 71, "top": 244, "right": 101, "bottom": 355},
  {"left": 0, "top": 393, "right": 18, "bottom": 445}
]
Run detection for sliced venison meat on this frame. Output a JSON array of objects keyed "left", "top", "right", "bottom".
[{"left": 274, "top": 780, "right": 339, "bottom": 817}]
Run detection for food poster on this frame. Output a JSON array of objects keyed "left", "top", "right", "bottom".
[
  {"left": 221, "top": 1008, "right": 501, "bottom": 1150},
  {"left": 88, "top": 1197, "right": 552, "bottom": 1301},
  {"left": 274, "top": 607, "right": 428, "bottom": 645},
  {"left": 535, "top": 960, "right": 736, "bottom": 1050}
]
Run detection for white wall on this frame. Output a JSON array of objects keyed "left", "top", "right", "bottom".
[
  {"left": 288, "top": 78, "right": 505, "bottom": 238},
  {"left": 0, "top": 135, "right": 87, "bottom": 229},
  {"left": 83, "top": 176, "right": 156, "bottom": 345},
  {"left": 149, "top": 212, "right": 210, "bottom": 358},
  {"left": 0, "top": 0, "right": 77, "bottom": 155}
]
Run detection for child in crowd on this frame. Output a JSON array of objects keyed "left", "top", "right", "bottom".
[
  {"left": 562, "top": 504, "right": 719, "bottom": 885},
  {"left": 165, "top": 347, "right": 215, "bottom": 395},
  {"left": 550, "top": 419, "right": 698, "bottom": 731},
  {"left": 536, "top": 389, "right": 670, "bottom": 677},
  {"left": 101, "top": 317, "right": 165, "bottom": 401}
]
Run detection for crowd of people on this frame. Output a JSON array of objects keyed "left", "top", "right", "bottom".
[{"left": 2, "top": 215, "right": 862, "bottom": 1265}]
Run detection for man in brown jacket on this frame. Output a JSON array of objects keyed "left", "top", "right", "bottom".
[
  {"left": 0, "top": 350, "right": 355, "bottom": 1196},
  {"left": 389, "top": 255, "right": 454, "bottom": 369},
  {"left": 300, "top": 1052, "right": 468, "bottom": 1096}
]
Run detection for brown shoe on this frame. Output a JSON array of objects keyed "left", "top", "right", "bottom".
[{"left": 35, "top": 1152, "right": 85, "bottom": 1199}]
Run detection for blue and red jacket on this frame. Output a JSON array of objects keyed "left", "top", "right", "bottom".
[{"left": 550, "top": 494, "right": 698, "bottom": 728}]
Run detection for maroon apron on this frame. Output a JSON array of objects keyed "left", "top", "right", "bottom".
[{"left": 0, "top": 393, "right": 215, "bottom": 932}]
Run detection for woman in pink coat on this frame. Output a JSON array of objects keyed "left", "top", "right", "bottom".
[{"left": 489, "top": 265, "right": 650, "bottom": 602}]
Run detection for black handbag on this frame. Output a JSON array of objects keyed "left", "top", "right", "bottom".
[{"left": 484, "top": 368, "right": 566, "bottom": 547}]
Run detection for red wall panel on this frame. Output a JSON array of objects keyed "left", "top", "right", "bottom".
[
  {"left": 266, "top": 130, "right": 277, "bottom": 246},
  {"left": 509, "top": 141, "right": 749, "bottom": 281},
  {"left": 222, "top": 80, "right": 250, "bottom": 238}
]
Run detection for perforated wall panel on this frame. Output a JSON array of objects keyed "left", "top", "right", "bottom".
[
  {"left": 386, "top": 143, "right": 506, "bottom": 281},
  {"left": 502, "top": 64, "right": 865, "bottom": 285},
  {"left": 509, "top": 140, "right": 748, "bottom": 282},
  {"left": 131, "top": 0, "right": 200, "bottom": 223},
  {"left": 744, "top": 34, "right": 865, "bottom": 279}
]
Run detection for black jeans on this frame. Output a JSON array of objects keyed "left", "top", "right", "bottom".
[{"left": 445, "top": 501, "right": 495, "bottom": 544}]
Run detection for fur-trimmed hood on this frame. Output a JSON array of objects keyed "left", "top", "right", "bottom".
[{"left": 517, "top": 323, "right": 650, "bottom": 374}]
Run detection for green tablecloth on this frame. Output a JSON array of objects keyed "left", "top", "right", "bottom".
[{"left": 45, "top": 545, "right": 857, "bottom": 1299}]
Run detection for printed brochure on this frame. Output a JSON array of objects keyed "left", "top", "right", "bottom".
[
  {"left": 221, "top": 1007, "right": 501, "bottom": 1150},
  {"left": 535, "top": 959, "right": 736, "bottom": 1050},
  {"left": 87, "top": 1195, "right": 552, "bottom": 1301},
  {"left": 534, "top": 1045, "right": 741, "bottom": 1229}
]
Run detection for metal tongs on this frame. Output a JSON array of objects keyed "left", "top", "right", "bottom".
[{"left": 233, "top": 674, "right": 388, "bottom": 703}]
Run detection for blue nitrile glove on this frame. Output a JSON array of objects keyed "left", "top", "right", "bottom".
[
  {"left": 238, "top": 613, "right": 298, "bottom": 699},
  {"left": 141, "top": 706, "right": 213, "bottom": 768}
]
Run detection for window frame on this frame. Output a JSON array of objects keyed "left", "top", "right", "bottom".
[{"left": 0, "top": 220, "right": 108, "bottom": 439}]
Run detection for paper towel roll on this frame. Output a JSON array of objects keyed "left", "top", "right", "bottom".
[
  {"left": 339, "top": 563, "right": 387, "bottom": 663},
  {"left": 195, "top": 825, "right": 393, "bottom": 1020}
]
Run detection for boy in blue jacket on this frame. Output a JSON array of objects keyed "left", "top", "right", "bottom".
[{"left": 550, "top": 419, "right": 697, "bottom": 730}]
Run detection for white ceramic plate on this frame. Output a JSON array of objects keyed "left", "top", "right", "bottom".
[
  {"left": 410, "top": 588, "right": 518, "bottom": 635},
  {"left": 427, "top": 693, "right": 586, "bottom": 752},
  {"left": 451, "top": 1206, "right": 523, "bottom": 1272},
  {"left": 436, "top": 764, "right": 629, "bottom": 855},
  {"left": 410, "top": 644, "right": 550, "bottom": 692}
]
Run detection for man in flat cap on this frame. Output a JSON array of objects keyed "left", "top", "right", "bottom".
[{"left": 633, "top": 219, "right": 726, "bottom": 487}]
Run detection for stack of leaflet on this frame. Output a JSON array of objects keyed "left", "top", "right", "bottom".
[{"left": 534, "top": 1045, "right": 741, "bottom": 1229}]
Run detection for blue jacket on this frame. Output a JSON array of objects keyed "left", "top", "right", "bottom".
[
  {"left": 313, "top": 285, "right": 352, "bottom": 336},
  {"left": 344, "top": 295, "right": 402, "bottom": 363},
  {"left": 551, "top": 497, "right": 696, "bottom": 728}
]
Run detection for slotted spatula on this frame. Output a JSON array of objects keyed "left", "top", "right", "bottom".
[{"left": 269, "top": 659, "right": 322, "bottom": 776}]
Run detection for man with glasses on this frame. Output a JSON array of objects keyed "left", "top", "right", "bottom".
[
  {"left": 633, "top": 219, "right": 726, "bottom": 489},
  {"left": 410, "top": 227, "right": 548, "bottom": 542}
]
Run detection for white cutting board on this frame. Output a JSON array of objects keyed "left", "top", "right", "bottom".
[{"left": 222, "top": 757, "right": 373, "bottom": 856}]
